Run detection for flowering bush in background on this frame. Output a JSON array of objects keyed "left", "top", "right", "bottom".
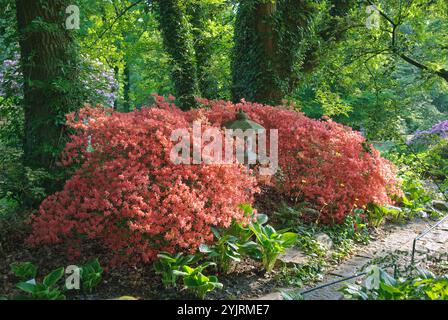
[
  {"left": 27, "top": 103, "right": 257, "bottom": 265},
  {"left": 409, "top": 120, "right": 448, "bottom": 147},
  {"left": 0, "top": 53, "right": 118, "bottom": 106},
  {"left": 80, "top": 57, "right": 119, "bottom": 106},
  {"left": 188, "top": 98, "right": 402, "bottom": 223},
  {"left": 0, "top": 53, "right": 22, "bottom": 98}
]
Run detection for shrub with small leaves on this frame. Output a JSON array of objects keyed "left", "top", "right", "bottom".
[{"left": 27, "top": 103, "right": 258, "bottom": 265}]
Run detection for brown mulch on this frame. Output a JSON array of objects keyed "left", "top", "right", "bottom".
[{"left": 0, "top": 191, "right": 286, "bottom": 300}]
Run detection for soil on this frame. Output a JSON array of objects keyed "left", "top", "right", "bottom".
[{"left": 1, "top": 189, "right": 447, "bottom": 300}]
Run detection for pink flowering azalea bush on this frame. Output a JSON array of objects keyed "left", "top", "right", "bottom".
[
  {"left": 187, "top": 98, "right": 402, "bottom": 223},
  {"left": 26, "top": 102, "right": 258, "bottom": 265},
  {"left": 27, "top": 95, "right": 401, "bottom": 264}
]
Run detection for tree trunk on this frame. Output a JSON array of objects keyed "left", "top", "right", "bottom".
[
  {"left": 189, "top": 3, "right": 216, "bottom": 99},
  {"left": 15, "top": 0, "right": 81, "bottom": 171},
  {"left": 302, "top": 0, "right": 355, "bottom": 73},
  {"left": 123, "top": 60, "right": 131, "bottom": 112},
  {"left": 232, "top": 0, "right": 313, "bottom": 104},
  {"left": 232, "top": 0, "right": 280, "bottom": 104},
  {"left": 157, "top": 0, "right": 198, "bottom": 110}
]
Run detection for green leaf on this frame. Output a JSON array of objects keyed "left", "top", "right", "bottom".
[
  {"left": 280, "top": 232, "right": 298, "bottom": 247},
  {"left": 16, "top": 282, "right": 36, "bottom": 294},
  {"left": 43, "top": 267, "right": 64, "bottom": 287},
  {"left": 256, "top": 214, "right": 268, "bottom": 225},
  {"left": 199, "top": 243, "right": 212, "bottom": 253},
  {"left": 10, "top": 262, "right": 37, "bottom": 280}
]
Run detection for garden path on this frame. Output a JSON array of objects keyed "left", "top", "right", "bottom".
[{"left": 258, "top": 216, "right": 448, "bottom": 300}]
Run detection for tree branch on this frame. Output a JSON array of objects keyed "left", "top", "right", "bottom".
[
  {"left": 88, "top": 0, "right": 146, "bottom": 49},
  {"left": 366, "top": 0, "right": 448, "bottom": 83}
]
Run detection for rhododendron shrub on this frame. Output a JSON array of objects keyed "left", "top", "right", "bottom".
[
  {"left": 27, "top": 104, "right": 258, "bottom": 264},
  {"left": 28, "top": 96, "right": 401, "bottom": 263},
  {"left": 187, "top": 98, "right": 402, "bottom": 223}
]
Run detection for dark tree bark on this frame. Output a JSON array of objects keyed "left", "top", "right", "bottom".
[
  {"left": 123, "top": 60, "right": 132, "bottom": 112},
  {"left": 15, "top": 0, "right": 81, "bottom": 170},
  {"left": 302, "top": 0, "right": 356, "bottom": 73},
  {"left": 232, "top": 0, "right": 314, "bottom": 104},
  {"left": 232, "top": 0, "right": 280, "bottom": 104},
  {"left": 157, "top": 0, "right": 198, "bottom": 110},
  {"left": 189, "top": 3, "right": 217, "bottom": 99}
]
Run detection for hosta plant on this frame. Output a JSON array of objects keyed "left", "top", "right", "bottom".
[
  {"left": 173, "top": 262, "right": 223, "bottom": 300},
  {"left": 13, "top": 264, "right": 65, "bottom": 300},
  {"left": 249, "top": 221, "right": 298, "bottom": 272},
  {"left": 80, "top": 259, "right": 103, "bottom": 293},
  {"left": 199, "top": 204, "right": 264, "bottom": 273},
  {"left": 154, "top": 252, "right": 198, "bottom": 288},
  {"left": 199, "top": 228, "right": 242, "bottom": 274},
  {"left": 341, "top": 265, "right": 448, "bottom": 300},
  {"left": 10, "top": 262, "right": 37, "bottom": 281}
]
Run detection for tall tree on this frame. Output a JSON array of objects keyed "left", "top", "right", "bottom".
[
  {"left": 157, "top": 0, "right": 198, "bottom": 110},
  {"left": 189, "top": 2, "right": 215, "bottom": 99},
  {"left": 232, "top": 0, "right": 314, "bottom": 104},
  {"left": 15, "top": 0, "right": 81, "bottom": 171},
  {"left": 302, "top": 0, "right": 356, "bottom": 72}
]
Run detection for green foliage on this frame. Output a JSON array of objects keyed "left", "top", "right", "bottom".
[
  {"left": 10, "top": 262, "right": 37, "bottom": 280},
  {"left": 400, "top": 172, "right": 432, "bottom": 214},
  {"left": 341, "top": 265, "right": 448, "bottom": 300},
  {"left": 13, "top": 264, "right": 66, "bottom": 300},
  {"left": 280, "top": 289, "right": 304, "bottom": 300},
  {"left": 199, "top": 228, "right": 240, "bottom": 274},
  {"left": 232, "top": 0, "right": 316, "bottom": 104},
  {"left": 173, "top": 262, "right": 223, "bottom": 299},
  {"left": 277, "top": 258, "right": 326, "bottom": 287},
  {"left": 315, "top": 87, "right": 352, "bottom": 117},
  {"left": 156, "top": 0, "right": 198, "bottom": 109},
  {"left": 295, "top": 0, "right": 448, "bottom": 140},
  {"left": 198, "top": 204, "right": 266, "bottom": 273},
  {"left": 249, "top": 220, "right": 298, "bottom": 273},
  {"left": 0, "top": 145, "right": 48, "bottom": 207},
  {"left": 367, "top": 204, "right": 401, "bottom": 227},
  {"left": 80, "top": 259, "right": 103, "bottom": 293},
  {"left": 154, "top": 252, "right": 198, "bottom": 288}
]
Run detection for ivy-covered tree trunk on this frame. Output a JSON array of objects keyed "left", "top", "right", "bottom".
[
  {"left": 302, "top": 0, "right": 355, "bottom": 72},
  {"left": 123, "top": 60, "right": 131, "bottom": 112},
  {"left": 232, "top": 0, "right": 313, "bottom": 104},
  {"left": 232, "top": 0, "right": 280, "bottom": 104},
  {"left": 189, "top": 3, "right": 216, "bottom": 99},
  {"left": 157, "top": 0, "right": 198, "bottom": 110},
  {"left": 15, "top": 0, "right": 81, "bottom": 171}
]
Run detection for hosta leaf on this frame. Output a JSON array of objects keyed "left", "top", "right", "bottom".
[
  {"left": 16, "top": 282, "right": 36, "bottom": 294},
  {"left": 43, "top": 267, "right": 64, "bottom": 287}
]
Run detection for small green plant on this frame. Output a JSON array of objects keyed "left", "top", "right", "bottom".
[
  {"left": 341, "top": 265, "right": 448, "bottom": 300},
  {"left": 199, "top": 220, "right": 262, "bottom": 273},
  {"left": 277, "top": 259, "right": 326, "bottom": 287},
  {"left": 10, "top": 262, "right": 37, "bottom": 280},
  {"left": 280, "top": 289, "right": 305, "bottom": 300},
  {"left": 154, "top": 252, "right": 198, "bottom": 288},
  {"left": 173, "top": 262, "right": 223, "bottom": 299},
  {"left": 13, "top": 264, "right": 65, "bottom": 300},
  {"left": 80, "top": 259, "right": 103, "bottom": 293},
  {"left": 250, "top": 220, "right": 298, "bottom": 273},
  {"left": 199, "top": 228, "right": 242, "bottom": 274},
  {"left": 367, "top": 204, "right": 403, "bottom": 227}
]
